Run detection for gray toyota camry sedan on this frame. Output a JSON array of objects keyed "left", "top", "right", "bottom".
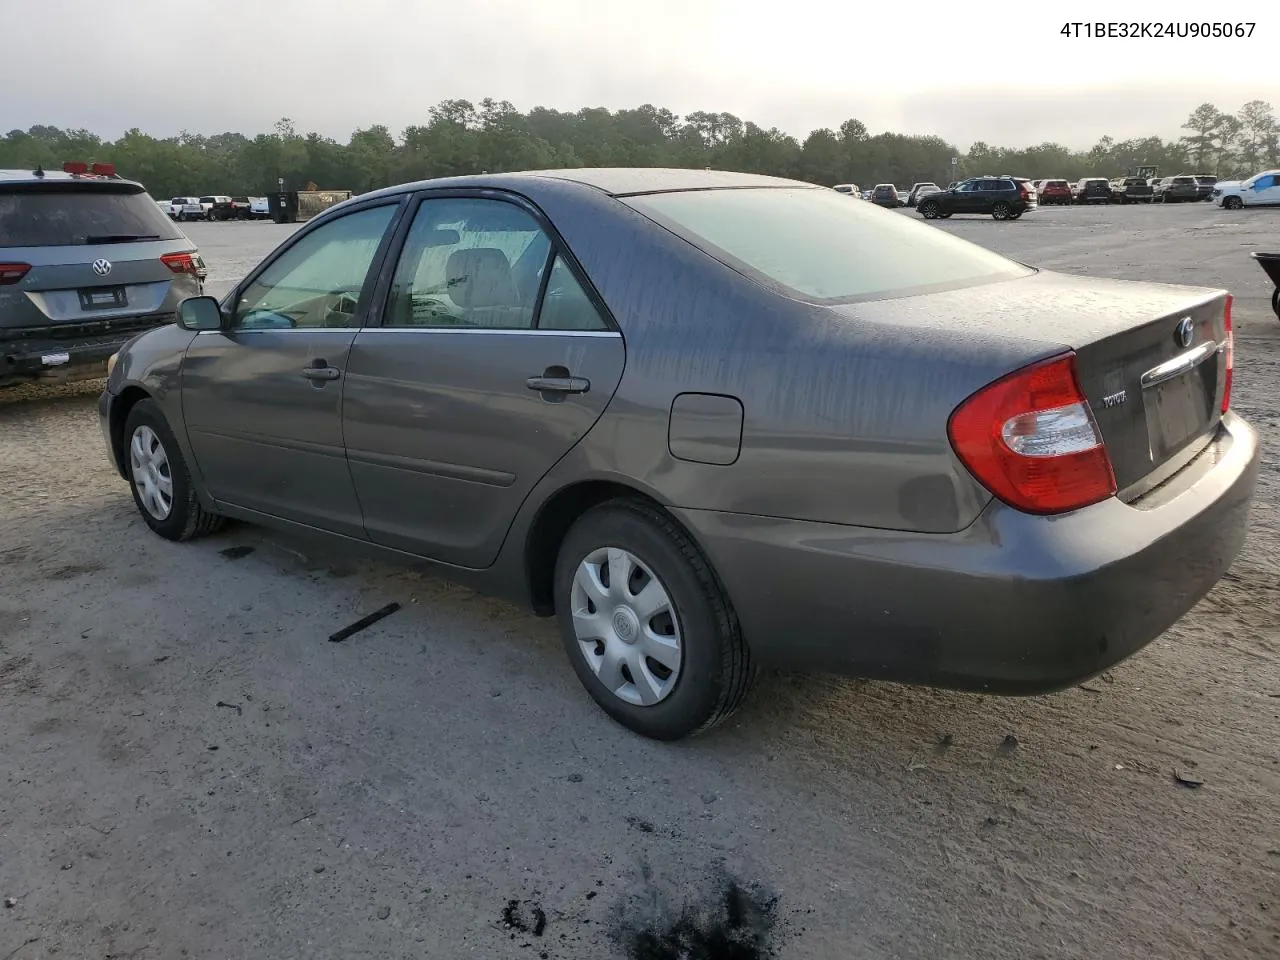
[{"left": 99, "top": 168, "right": 1258, "bottom": 740}]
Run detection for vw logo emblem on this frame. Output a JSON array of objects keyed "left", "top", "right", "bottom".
[
  {"left": 1175, "top": 316, "right": 1195, "bottom": 348},
  {"left": 91, "top": 258, "right": 113, "bottom": 277}
]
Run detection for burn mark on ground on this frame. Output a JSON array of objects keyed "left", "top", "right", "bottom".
[{"left": 615, "top": 867, "right": 782, "bottom": 960}]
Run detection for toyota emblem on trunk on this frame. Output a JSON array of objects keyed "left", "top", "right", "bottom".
[
  {"left": 1175, "top": 316, "right": 1194, "bottom": 348},
  {"left": 92, "top": 258, "right": 113, "bottom": 277}
]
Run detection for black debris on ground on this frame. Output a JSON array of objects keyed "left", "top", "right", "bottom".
[
  {"left": 613, "top": 867, "right": 783, "bottom": 960},
  {"left": 503, "top": 899, "right": 547, "bottom": 937},
  {"left": 328, "top": 602, "right": 402, "bottom": 643},
  {"left": 219, "top": 545, "right": 255, "bottom": 560},
  {"left": 215, "top": 700, "right": 242, "bottom": 716}
]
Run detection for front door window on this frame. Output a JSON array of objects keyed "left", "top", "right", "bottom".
[{"left": 234, "top": 204, "right": 397, "bottom": 331}]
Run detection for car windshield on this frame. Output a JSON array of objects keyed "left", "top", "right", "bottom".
[
  {"left": 0, "top": 186, "right": 184, "bottom": 247},
  {"left": 624, "top": 186, "right": 1032, "bottom": 303}
]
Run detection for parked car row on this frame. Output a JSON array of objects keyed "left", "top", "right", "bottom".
[
  {"left": 162, "top": 195, "right": 272, "bottom": 221},
  {"left": 839, "top": 170, "right": 1272, "bottom": 216},
  {"left": 1031, "top": 175, "right": 1218, "bottom": 204}
]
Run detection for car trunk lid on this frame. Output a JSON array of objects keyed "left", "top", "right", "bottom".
[{"left": 840, "top": 270, "right": 1230, "bottom": 500}]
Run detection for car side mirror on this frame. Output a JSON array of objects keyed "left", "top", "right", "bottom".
[{"left": 177, "top": 295, "right": 224, "bottom": 332}]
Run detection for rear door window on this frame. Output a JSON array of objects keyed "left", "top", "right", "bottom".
[{"left": 0, "top": 186, "right": 184, "bottom": 247}]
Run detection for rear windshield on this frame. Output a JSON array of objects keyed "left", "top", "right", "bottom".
[
  {"left": 1173, "top": 177, "right": 1196, "bottom": 184},
  {"left": 624, "top": 186, "right": 1032, "bottom": 303},
  {"left": 0, "top": 186, "right": 184, "bottom": 248}
]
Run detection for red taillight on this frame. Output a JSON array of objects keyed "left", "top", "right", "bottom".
[
  {"left": 160, "top": 252, "right": 198, "bottom": 275},
  {"left": 0, "top": 262, "right": 31, "bottom": 285},
  {"left": 1221, "top": 295, "right": 1233, "bottom": 413},
  {"left": 62, "top": 161, "right": 88, "bottom": 175},
  {"left": 1018, "top": 183, "right": 1030, "bottom": 200},
  {"left": 90, "top": 162, "right": 116, "bottom": 177},
  {"left": 948, "top": 353, "right": 1117, "bottom": 515}
]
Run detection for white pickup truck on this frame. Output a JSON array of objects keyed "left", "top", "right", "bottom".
[{"left": 166, "top": 196, "right": 205, "bottom": 221}]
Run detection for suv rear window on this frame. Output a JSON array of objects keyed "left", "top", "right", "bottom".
[
  {"left": 1173, "top": 177, "right": 1196, "bottom": 184},
  {"left": 0, "top": 185, "right": 184, "bottom": 248},
  {"left": 625, "top": 186, "right": 1032, "bottom": 303}
]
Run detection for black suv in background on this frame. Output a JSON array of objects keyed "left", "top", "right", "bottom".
[
  {"left": 1154, "top": 176, "right": 1200, "bottom": 203},
  {"left": 916, "top": 176, "right": 1036, "bottom": 221},
  {"left": 1072, "top": 178, "right": 1111, "bottom": 204},
  {"left": 1193, "top": 175, "right": 1217, "bottom": 200}
]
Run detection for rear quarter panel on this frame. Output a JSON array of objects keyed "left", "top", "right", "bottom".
[{"left": 514, "top": 179, "right": 1063, "bottom": 534}]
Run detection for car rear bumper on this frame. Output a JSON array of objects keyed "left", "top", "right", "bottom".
[
  {"left": 1, "top": 324, "right": 165, "bottom": 387},
  {"left": 674, "top": 412, "right": 1259, "bottom": 694}
]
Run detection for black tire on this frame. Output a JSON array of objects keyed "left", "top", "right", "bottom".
[
  {"left": 123, "top": 399, "right": 225, "bottom": 542},
  {"left": 1272, "top": 287, "right": 1279, "bottom": 320},
  {"left": 553, "top": 498, "right": 754, "bottom": 741},
  {"left": 919, "top": 200, "right": 941, "bottom": 220},
  {"left": 992, "top": 202, "right": 1011, "bottom": 220},
  {"left": 1225, "top": 196, "right": 1243, "bottom": 210},
  {"left": 1008, "top": 212, "right": 1022, "bottom": 220}
]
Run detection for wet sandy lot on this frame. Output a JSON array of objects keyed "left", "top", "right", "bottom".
[{"left": 1, "top": 201, "right": 1277, "bottom": 959}]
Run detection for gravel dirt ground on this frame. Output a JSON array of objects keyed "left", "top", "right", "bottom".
[{"left": 1, "top": 203, "right": 1277, "bottom": 960}]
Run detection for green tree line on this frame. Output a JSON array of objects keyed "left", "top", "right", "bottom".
[{"left": 2, "top": 99, "right": 1276, "bottom": 200}]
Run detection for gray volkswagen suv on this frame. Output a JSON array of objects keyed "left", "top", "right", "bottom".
[{"left": 0, "top": 162, "right": 206, "bottom": 389}]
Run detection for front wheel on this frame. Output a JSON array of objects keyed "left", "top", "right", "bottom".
[
  {"left": 553, "top": 499, "right": 754, "bottom": 741},
  {"left": 919, "top": 200, "right": 941, "bottom": 219},
  {"left": 1224, "top": 196, "right": 1243, "bottom": 210},
  {"left": 124, "top": 399, "right": 225, "bottom": 542},
  {"left": 991, "top": 202, "right": 1011, "bottom": 220}
]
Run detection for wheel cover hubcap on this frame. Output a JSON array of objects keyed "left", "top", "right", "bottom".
[
  {"left": 129, "top": 425, "right": 174, "bottom": 520},
  {"left": 570, "top": 547, "right": 683, "bottom": 706}
]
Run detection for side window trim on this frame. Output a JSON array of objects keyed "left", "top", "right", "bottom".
[
  {"left": 224, "top": 197, "right": 408, "bottom": 331},
  {"left": 364, "top": 187, "right": 621, "bottom": 334}
]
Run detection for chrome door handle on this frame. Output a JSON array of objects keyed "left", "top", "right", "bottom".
[
  {"left": 526, "top": 375, "right": 590, "bottom": 394},
  {"left": 301, "top": 366, "right": 341, "bottom": 381}
]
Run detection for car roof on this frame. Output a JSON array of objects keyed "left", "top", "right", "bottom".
[
  {"left": 0, "top": 168, "right": 143, "bottom": 188},
  {"left": 356, "top": 167, "right": 812, "bottom": 203}
]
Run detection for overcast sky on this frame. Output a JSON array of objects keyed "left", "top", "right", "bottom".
[{"left": 5, "top": 0, "right": 1275, "bottom": 150}]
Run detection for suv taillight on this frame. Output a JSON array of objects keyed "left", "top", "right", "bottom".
[
  {"left": 1017, "top": 182, "right": 1030, "bottom": 200},
  {"left": 948, "top": 353, "right": 1117, "bottom": 515},
  {"left": 1221, "top": 295, "right": 1233, "bottom": 413},
  {"left": 0, "top": 262, "right": 32, "bottom": 285},
  {"left": 161, "top": 252, "right": 199, "bottom": 275}
]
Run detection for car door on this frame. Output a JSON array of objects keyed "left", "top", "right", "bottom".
[
  {"left": 952, "top": 180, "right": 983, "bottom": 213},
  {"left": 1247, "top": 173, "right": 1278, "bottom": 206},
  {"left": 342, "top": 192, "right": 626, "bottom": 568},
  {"left": 181, "top": 200, "right": 403, "bottom": 536}
]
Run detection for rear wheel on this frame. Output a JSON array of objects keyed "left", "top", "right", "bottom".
[
  {"left": 992, "top": 202, "right": 1011, "bottom": 220},
  {"left": 553, "top": 499, "right": 754, "bottom": 741},
  {"left": 1272, "top": 287, "right": 1279, "bottom": 320},
  {"left": 124, "top": 399, "right": 224, "bottom": 542},
  {"left": 919, "top": 200, "right": 941, "bottom": 219}
]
